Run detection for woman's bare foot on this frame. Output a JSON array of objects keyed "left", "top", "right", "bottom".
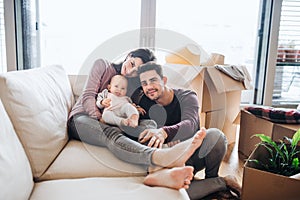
[
  {"left": 144, "top": 166, "right": 194, "bottom": 190},
  {"left": 152, "top": 128, "right": 206, "bottom": 168}
]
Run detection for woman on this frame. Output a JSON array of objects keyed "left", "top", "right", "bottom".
[{"left": 67, "top": 48, "right": 206, "bottom": 190}]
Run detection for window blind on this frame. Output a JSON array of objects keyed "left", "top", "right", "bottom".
[{"left": 277, "top": 0, "right": 300, "bottom": 62}]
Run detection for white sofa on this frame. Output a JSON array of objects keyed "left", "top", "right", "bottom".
[{"left": 0, "top": 65, "right": 189, "bottom": 200}]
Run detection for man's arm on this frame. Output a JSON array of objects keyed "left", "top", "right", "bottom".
[{"left": 163, "top": 90, "right": 200, "bottom": 142}]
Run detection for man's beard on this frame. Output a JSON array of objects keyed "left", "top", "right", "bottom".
[{"left": 146, "top": 89, "right": 160, "bottom": 101}]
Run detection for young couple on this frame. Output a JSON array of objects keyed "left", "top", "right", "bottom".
[{"left": 67, "top": 48, "right": 241, "bottom": 199}]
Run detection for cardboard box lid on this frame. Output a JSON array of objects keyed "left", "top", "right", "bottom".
[
  {"left": 163, "top": 64, "right": 204, "bottom": 89},
  {"left": 205, "top": 66, "right": 252, "bottom": 94}
]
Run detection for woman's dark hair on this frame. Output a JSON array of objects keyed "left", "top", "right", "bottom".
[
  {"left": 113, "top": 48, "right": 156, "bottom": 73},
  {"left": 128, "top": 48, "right": 156, "bottom": 63}
]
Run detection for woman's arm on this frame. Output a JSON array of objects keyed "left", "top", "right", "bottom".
[{"left": 81, "top": 59, "right": 114, "bottom": 119}]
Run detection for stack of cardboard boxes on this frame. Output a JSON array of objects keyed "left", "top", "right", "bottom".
[{"left": 164, "top": 44, "right": 251, "bottom": 144}]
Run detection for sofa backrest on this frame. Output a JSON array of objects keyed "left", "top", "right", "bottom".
[
  {"left": 0, "top": 65, "right": 74, "bottom": 179},
  {"left": 0, "top": 99, "right": 34, "bottom": 200}
]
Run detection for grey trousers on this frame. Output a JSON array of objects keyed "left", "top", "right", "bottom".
[
  {"left": 186, "top": 128, "right": 228, "bottom": 199},
  {"left": 68, "top": 114, "right": 228, "bottom": 198},
  {"left": 68, "top": 114, "right": 154, "bottom": 166}
]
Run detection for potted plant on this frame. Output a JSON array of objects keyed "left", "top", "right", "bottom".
[
  {"left": 241, "top": 129, "right": 300, "bottom": 200},
  {"left": 249, "top": 129, "right": 300, "bottom": 177}
]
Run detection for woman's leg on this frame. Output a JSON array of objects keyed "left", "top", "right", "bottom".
[
  {"left": 151, "top": 128, "right": 207, "bottom": 169},
  {"left": 69, "top": 114, "right": 207, "bottom": 169},
  {"left": 68, "top": 114, "right": 153, "bottom": 165},
  {"left": 120, "top": 119, "right": 157, "bottom": 141}
]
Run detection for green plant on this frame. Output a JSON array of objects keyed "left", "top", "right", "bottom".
[{"left": 249, "top": 129, "right": 300, "bottom": 176}]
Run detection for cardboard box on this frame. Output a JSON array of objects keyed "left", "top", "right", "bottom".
[
  {"left": 163, "top": 64, "right": 205, "bottom": 111},
  {"left": 242, "top": 145, "right": 300, "bottom": 200},
  {"left": 201, "top": 67, "right": 250, "bottom": 144},
  {"left": 239, "top": 110, "right": 300, "bottom": 157},
  {"left": 273, "top": 123, "right": 300, "bottom": 142},
  {"left": 164, "top": 64, "right": 251, "bottom": 144}
]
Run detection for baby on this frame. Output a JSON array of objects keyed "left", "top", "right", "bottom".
[{"left": 96, "top": 75, "right": 139, "bottom": 127}]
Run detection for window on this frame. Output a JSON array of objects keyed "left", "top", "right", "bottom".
[
  {"left": 156, "top": 0, "right": 260, "bottom": 104},
  {"left": 6, "top": 1, "right": 267, "bottom": 106},
  {"left": 273, "top": 0, "right": 300, "bottom": 106},
  {"left": 39, "top": 0, "right": 141, "bottom": 74}
]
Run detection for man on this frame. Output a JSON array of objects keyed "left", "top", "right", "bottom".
[{"left": 133, "top": 62, "right": 241, "bottom": 199}]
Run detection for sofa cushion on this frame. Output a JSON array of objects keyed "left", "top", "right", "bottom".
[
  {"left": 0, "top": 99, "right": 34, "bottom": 200},
  {"left": 30, "top": 177, "right": 189, "bottom": 200},
  {"left": 38, "top": 140, "right": 146, "bottom": 181},
  {"left": 0, "top": 66, "right": 74, "bottom": 178}
]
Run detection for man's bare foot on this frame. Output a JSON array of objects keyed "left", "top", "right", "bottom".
[
  {"left": 152, "top": 128, "right": 206, "bottom": 168},
  {"left": 144, "top": 166, "right": 194, "bottom": 190}
]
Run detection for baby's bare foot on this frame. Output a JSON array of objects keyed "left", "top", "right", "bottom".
[
  {"left": 144, "top": 166, "right": 194, "bottom": 190},
  {"left": 128, "top": 114, "right": 139, "bottom": 127},
  {"left": 121, "top": 119, "right": 129, "bottom": 126}
]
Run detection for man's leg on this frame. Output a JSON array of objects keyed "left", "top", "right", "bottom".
[
  {"left": 186, "top": 128, "right": 227, "bottom": 177},
  {"left": 187, "top": 177, "right": 227, "bottom": 199},
  {"left": 186, "top": 128, "right": 241, "bottom": 198}
]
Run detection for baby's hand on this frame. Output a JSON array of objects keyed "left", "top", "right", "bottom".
[
  {"left": 137, "top": 106, "right": 146, "bottom": 115},
  {"left": 101, "top": 98, "right": 111, "bottom": 108},
  {"left": 133, "top": 104, "right": 146, "bottom": 115}
]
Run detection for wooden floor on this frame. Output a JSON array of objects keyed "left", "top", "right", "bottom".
[{"left": 195, "top": 125, "right": 245, "bottom": 186}]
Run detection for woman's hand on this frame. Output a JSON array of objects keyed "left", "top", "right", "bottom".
[
  {"left": 101, "top": 98, "right": 111, "bottom": 108},
  {"left": 138, "top": 128, "right": 168, "bottom": 148}
]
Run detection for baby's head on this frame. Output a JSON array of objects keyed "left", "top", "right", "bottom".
[{"left": 108, "top": 75, "right": 128, "bottom": 97}]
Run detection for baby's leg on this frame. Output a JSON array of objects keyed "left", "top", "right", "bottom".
[
  {"left": 121, "top": 103, "right": 139, "bottom": 127},
  {"left": 102, "top": 110, "right": 125, "bottom": 126}
]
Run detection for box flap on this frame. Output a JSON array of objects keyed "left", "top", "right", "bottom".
[
  {"left": 206, "top": 66, "right": 251, "bottom": 94},
  {"left": 163, "top": 64, "right": 204, "bottom": 88},
  {"left": 272, "top": 123, "right": 300, "bottom": 143}
]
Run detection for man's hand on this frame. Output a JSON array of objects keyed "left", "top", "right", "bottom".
[
  {"left": 101, "top": 98, "right": 111, "bottom": 108},
  {"left": 138, "top": 128, "right": 167, "bottom": 148}
]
